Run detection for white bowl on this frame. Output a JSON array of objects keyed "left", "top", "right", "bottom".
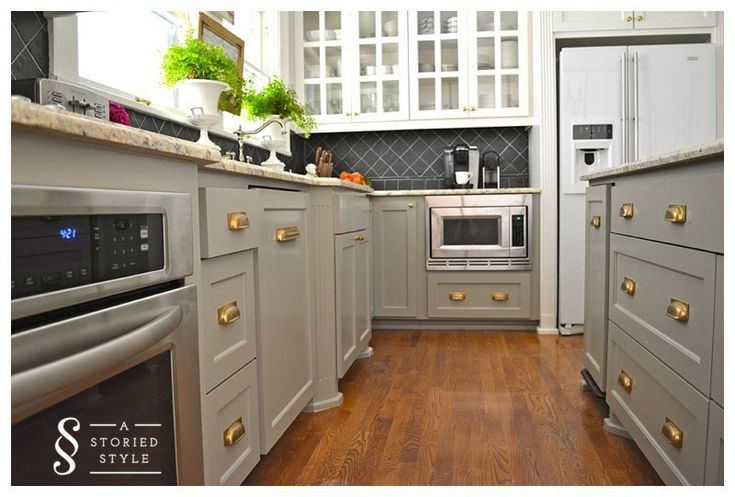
[
  {"left": 324, "top": 29, "right": 336, "bottom": 40},
  {"left": 381, "top": 65, "right": 393, "bottom": 75},
  {"left": 383, "top": 20, "right": 398, "bottom": 36},
  {"left": 392, "top": 64, "right": 400, "bottom": 74},
  {"left": 333, "top": 29, "right": 342, "bottom": 40},
  {"left": 365, "top": 65, "right": 376, "bottom": 75},
  {"left": 306, "top": 30, "right": 320, "bottom": 41}
]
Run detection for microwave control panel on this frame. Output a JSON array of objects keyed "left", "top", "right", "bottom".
[
  {"left": 511, "top": 214, "right": 526, "bottom": 247},
  {"left": 11, "top": 214, "right": 164, "bottom": 299}
]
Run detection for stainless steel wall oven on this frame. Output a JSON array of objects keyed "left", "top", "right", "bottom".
[
  {"left": 426, "top": 194, "right": 532, "bottom": 270},
  {"left": 11, "top": 185, "right": 203, "bottom": 485}
]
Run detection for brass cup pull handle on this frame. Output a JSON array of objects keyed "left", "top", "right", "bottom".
[
  {"left": 666, "top": 299, "right": 689, "bottom": 323},
  {"left": 664, "top": 204, "right": 687, "bottom": 224},
  {"left": 217, "top": 301, "right": 241, "bottom": 325},
  {"left": 227, "top": 211, "right": 250, "bottom": 230},
  {"left": 275, "top": 226, "right": 300, "bottom": 242},
  {"left": 354, "top": 234, "right": 366, "bottom": 241},
  {"left": 408, "top": 203, "right": 415, "bottom": 208},
  {"left": 661, "top": 418, "right": 683, "bottom": 449},
  {"left": 619, "top": 203, "right": 634, "bottom": 219},
  {"left": 637, "top": 15, "right": 644, "bottom": 21},
  {"left": 617, "top": 370, "right": 633, "bottom": 393},
  {"left": 449, "top": 292, "right": 466, "bottom": 302},
  {"left": 590, "top": 215, "right": 601, "bottom": 229},
  {"left": 620, "top": 277, "right": 636, "bottom": 296},
  {"left": 491, "top": 292, "right": 510, "bottom": 302},
  {"left": 626, "top": 15, "right": 633, "bottom": 22},
  {"left": 223, "top": 417, "right": 246, "bottom": 447}
]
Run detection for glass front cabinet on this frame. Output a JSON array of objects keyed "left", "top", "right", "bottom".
[{"left": 295, "top": 10, "right": 529, "bottom": 128}]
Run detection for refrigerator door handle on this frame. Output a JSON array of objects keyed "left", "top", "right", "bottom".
[
  {"left": 621, "top": 51, "right": 628, "bottom": 163},
  {"left": 633, "top": 50, "right": 639, "bottom": 161}
]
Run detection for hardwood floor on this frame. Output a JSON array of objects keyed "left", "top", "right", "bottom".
[{"left": 244, "top": 330, "right": 663, "bottom": 486}]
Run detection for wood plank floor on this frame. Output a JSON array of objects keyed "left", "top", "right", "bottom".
[{"left": 244, "top": 330, "right": 663, "bottom": 486}]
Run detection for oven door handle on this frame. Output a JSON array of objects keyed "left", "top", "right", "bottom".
[{"left": 12, "top": 305, "right": 183, "bottom": 408}]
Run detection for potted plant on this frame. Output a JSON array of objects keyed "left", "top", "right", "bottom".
[
  {"left": 162, "top": 37, "right": 246, "bottom": 148},
  {"left": 241, "top": 78, "right": 317, "bottom": 138}
]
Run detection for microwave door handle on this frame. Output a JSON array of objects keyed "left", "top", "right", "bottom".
[
  {"left": 12, "top": 305, "right": 182, "bottom": 409},
  {"left": 501, "top": 209, "right": 511, "bottom": 252}
]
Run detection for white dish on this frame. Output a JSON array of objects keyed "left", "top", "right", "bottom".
[
  {"left": 441, "top": 64, "right": 458, "bottom": 72},
  {"left": 380, "top": 65, "right": 393, "bottom": 75},
  {"left": 306, "top": 30, "right": 320, "bottom": 41},
  {"left": 324, "top": 29, "right": 336, "bottom": 40},
  {"left": 365, "top": 65, "right": 376, "bottom": 75},
  {"left": 333, "top": 29, "right": 342, "bottom": 40},
  {"left": 383, "top": 20, "right": 398, "bottom": 36},
  {"left": 418, "top": 63, "right": 435, "bottom": 72},
  {"left": 392, "top": 64, "right": 400, "bottom": 74}
]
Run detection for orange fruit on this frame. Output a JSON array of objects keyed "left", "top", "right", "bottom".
[{"left": 339, "top": 171, "right": 350, "bottom": 180}]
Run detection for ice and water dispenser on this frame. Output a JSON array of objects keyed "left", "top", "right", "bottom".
[{"left": 565, "top": 123, "right": 614, "bottom": 194}]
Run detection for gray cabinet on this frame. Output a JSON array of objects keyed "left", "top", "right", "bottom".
[
  {"left": 583, "top": 185, "right": 610, "bottom": 391},
  {"left": 427, "top": 272, "right": 532, "bottom": 319},
  {"left": 335, "top": 229, "right": 371, "bottom": 378},
  {"left": 256, "top": 190, "right": 314, "bottom": 453},
  {"left": 711, "top": 255, "right": 723, "bottom": 407},
  {"left": 372, "top": 197, "right": 420, "bottom": 317},
  {"left": 704, "top": 401, "right": 724, "bottom": 485}
]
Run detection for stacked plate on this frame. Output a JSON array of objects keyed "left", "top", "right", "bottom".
[
  {"left": 442, "top": 15, "right": 457, "bottom": 33},
  {"left": 418, "top": 16, "right": 434, "bottom": 34}
]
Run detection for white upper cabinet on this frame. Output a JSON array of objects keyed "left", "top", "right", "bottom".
[
  {"left": 295, "top": 10, "right": 531, "bottom": 131},
  {"left": 553, "top": 11, "right": 716, "bottom": 32}
]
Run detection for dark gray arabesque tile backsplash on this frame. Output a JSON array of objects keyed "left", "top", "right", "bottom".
[{"left": 11, "top": 11, "right": 528, "bottom": 190}]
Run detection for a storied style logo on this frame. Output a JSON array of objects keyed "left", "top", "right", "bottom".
[{"left": 53, "top": 417, "right": 80, "bottom": 476}]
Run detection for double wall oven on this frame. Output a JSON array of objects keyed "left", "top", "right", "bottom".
[
  {"left": 427, "top": 194, "right": 532, "bottom": 270},
  {"left": 11, "top": 185, "right": 203, "bottom": 485}
]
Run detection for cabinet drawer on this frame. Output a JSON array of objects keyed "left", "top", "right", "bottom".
[
  {"left": 610, "top": 162, "right": 723, "bottom": 253},
  {"left": 704, "top": 401, "right": 724, "bottom": 486},
  {"left": 200, "top": 251, "right": 257, "bottom": 393},
  {"left": 607, "top": 323, "right": 709, "bottom": 485},
  {"left": 609, "top": 234, "right": 716, "bottom": 394},
  {"left": 199, "top": 187, "right": 260, "bottom": 258},
  {"left": 203, "top": 360, "right": 260, "bottom": 485},
  {"left": 333, "top": 193, "right": 369, "bottom": 234},
  {"left": 427, "top": 272, "right": 531, "bottom": 319}
]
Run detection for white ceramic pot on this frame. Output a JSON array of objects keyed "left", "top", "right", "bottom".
[{"left": 176, "top": 79, "right": 230, "bottom": 116}]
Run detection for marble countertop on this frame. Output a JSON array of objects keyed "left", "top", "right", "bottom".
[
  {"left": 580, "top": 139, "right": 724, "bottom": 182},
  {"left": 370, "top": 187, "right": 541, "bottom": 196},
  {"left": 11, "top": 100, "right": 221, "bottom": 165},
  {"left": 203, "top": 159, "right": 373, "bottom": 192}
]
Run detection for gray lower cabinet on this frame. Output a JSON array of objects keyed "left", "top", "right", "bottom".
[
  {"left": 704, "top": 401, "right": 724, "bottom": 485},
  {"left": 372, "top": 197, "right": 420, "bottom": 317},
  {"left": 427, "top": 272, "right": 532, "bottom": 319},
  {"left": 711, "top": 255, "right": 723, "bottom": 407},
  {"left": 583, "top": 185, "right": 610, "bottom": 391},
  {"left": 256, "top": 190, "right": 314, "bottom": 453},
  {"left": 335, "top": 229, "right": 371, "bottom": 378},
  {"left": 202, "top": 360, "right": 260, "bottom": 485}
]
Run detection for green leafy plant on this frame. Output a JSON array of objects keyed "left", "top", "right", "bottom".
[
  {"left": 161, "top": 37, "right": 246, "bottom": 115},
  {"left": 242, "top": 78, "right": 317, "bottom": 138}
]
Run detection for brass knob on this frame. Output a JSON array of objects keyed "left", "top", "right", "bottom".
[
  {"left": 449, "top": 292, "right": 466, "bottom": 302},
  {"left": 344, "top": 112, "right": 351, "bottom": 116},
  {"left": 353, "top": 111, "right": 360, "bottom": 116},
  {"left": 275, "top": 226, "right": 300, "bottom": 242},
  {"left": 217, "top": 301, "right": 241, "bottom": 325},
  {"left": 223, "top": 418, "right": 246, "bottom": 447},
  {"left": 620, "top": 277, "right": 636, "bottom": 296},
  {"left": 408, "top": 203, "right": 414, "bottom": 208},
  {"left": 664, "top": 204, "right": 687, "bottom": 224},
  {"left": 661, "top": 418, "right": 683, "bottom": 449},
  {"left": 227, "top": 212, "right": 250, "bottom": 230},
  {"left": 666, "top": 299, "right": 689, "bottom": 323},
  {"left": 637, "top": 15, "right": 644, "bottom": 22},
  {"left": 626, "top": 15, "right": 633, "bottom": 22},
  {"left": 354, "top": 234, "right": 366, "bottom": 241},
  {"left": 462, "top": 106, "right": 468, "bottom": 112},
  {"left": 619, "top": 203, "right": 634, "bottom": 219},
  {"left": 491, "top": 292, "right": 510, "bottom": 302},
  {"left": 590, "top": 215, "right": 601, "bottom": 229},
  {"left": 471, "top": 106, "right": 477, "bottom": 111},
  {"left": 618, "top": 370, "right": 633, "bottom": 393}
]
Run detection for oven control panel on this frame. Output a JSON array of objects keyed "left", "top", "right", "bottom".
[
  {"left": 512, "top": 214, "right": 526, "bottom": 247},
  {"left": 11, "top": 214, "right": 164, "bottom": 299}
]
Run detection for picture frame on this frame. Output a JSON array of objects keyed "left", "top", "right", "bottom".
[{"left": 198, "top": 12, "right": 244, "bottom": 74}]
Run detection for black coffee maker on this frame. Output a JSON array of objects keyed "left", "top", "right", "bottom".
[{"left": 442, "top": 144, "right": 471, "bottom": 189}]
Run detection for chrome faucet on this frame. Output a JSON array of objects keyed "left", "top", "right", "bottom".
[{"left": 233, "top": 118, "right": 288, "bottom": 162}]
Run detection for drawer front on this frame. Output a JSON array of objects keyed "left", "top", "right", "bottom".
[
  {"left": 427, "top": 272, "right": 531, "bottom": 319},
  {"left": 200, "top": 251, "right": 257, "bottom": 393},
  {"left": 610, "top": 162, "right": 723, "bottom": 253},
  {"left": 607, "top": 323, "right": 709, "bottom": 485},
  {"left": 704, "top": 401, "right": 724, "bottom": 486},
  {"left": 609, "top": 234, "right": 716, "bottom": 394},
  {"left": 711, "top": 255, "right": 723, "bottom": 406},
  {"left": 199, "top": 187, "right": 259, "bottom": 258},
  {"left": 333, "top": 193, "right": 370, "bottom": 234},
  {"left": 203, "top": 360, "right": 260, "bottom": 485}
]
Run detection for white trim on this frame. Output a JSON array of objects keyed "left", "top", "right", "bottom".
[{"left": 303, "top": 115, "right": 538, "bottom": 134}]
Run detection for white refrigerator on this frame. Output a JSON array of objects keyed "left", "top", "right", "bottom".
[{"left": 558, "top": 43, "right": 716, "bottom": 330}]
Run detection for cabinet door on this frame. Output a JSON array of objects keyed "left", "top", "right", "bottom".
[
  {"left": 351, "top": 11, "right": 409, "bottom": 122},
  {"left": 257, "top": 191, "right": 314, "bottom": 453},
  {"left": 704, "top": 401, "right": 724, "bottom": 485},
  {"left": 372, "top": 198, "right": 419, "bottom": 317},
  {"left": 633, "top": 11, "right": 717, "bottom": 30},
  {"left": 356, "top": 232, "right": 372, "bottom": 351},
  {"left": 409, "top": 10, "right": 469, "bottom": 119},
  {"left": 583, "top": 185, "right": 610, "bottom": 391},
  {"left": 335, "top": 232, "right": 359, "bottom": 377},
  {"left": 711, "top": 255, "right": 723, "bottom": 406},
  {"left": 552, "top": 11, "right": 634, "bottom": 32},
  {"left": 296, "top": 11, "right": 352, "bottom": 124},
  {"left": 467, "top": 11, "right": 529, "bottom": 117}
]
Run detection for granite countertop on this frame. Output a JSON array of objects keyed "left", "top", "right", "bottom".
[
  {"left": 370, "top": 187, "right": 541, "bottom": 196},
  {"left": 11, "top": 100, "right": 221, "bottom": 165},
  {"left": 580, "top": 139, "right": 724, "bottom": 182},
  {"left": 202, "top": 159, "right": 372, "bottom": 192}
]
